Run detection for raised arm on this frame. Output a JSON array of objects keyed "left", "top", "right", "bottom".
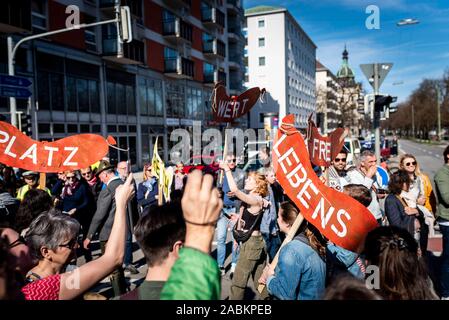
[
  {"left": 161, "top": 170, "right": 223, "bottom": 300},
  {"left": 59, "top": 174, "right": 135, "bottom": 300},
  {"left": 219, "top": 161, "right": 262, "bottom": 207}
]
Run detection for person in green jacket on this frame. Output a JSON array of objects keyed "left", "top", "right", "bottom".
[
  {"left": 161, "top": 170, "right": 223, "bottom": 300},
  {"left": 434, "top": 145, "right": 449, "bottom": 299}
]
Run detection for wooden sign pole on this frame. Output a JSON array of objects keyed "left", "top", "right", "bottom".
[
  {"left": 257, "top": 213, "right": 304, "bottom": 293},
  {"left": 219, "top": 123, "right": 231, "bottom": 185},
  {"left": 39, "top": 172, "right": 46, "bottom": 189}
]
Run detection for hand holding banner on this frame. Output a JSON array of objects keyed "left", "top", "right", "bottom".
[
  {"left": 273, "top": 115, "right": 378, "bottom": 253},
  {"left": 211, "top": 84, "right": 265, "bottom": 123},
  {"left": 0, "top": 121, "right": 115, "bottom": 173},
  {"left": 306, "top": 114, "right": 348, "bottom": 167}
]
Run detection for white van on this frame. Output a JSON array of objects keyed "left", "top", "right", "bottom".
[{"left": 343, "top": 138, "right": 361, "bottom": 168}]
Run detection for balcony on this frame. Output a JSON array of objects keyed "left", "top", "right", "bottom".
[
  {"left": 164, "top": 56, "right": 194, "bottom": 79},
  {"left": 204, "top": 70, "right": 226, "bottom": 86},
  {"left": 227, "top": 0, "right": 243, "bottom": 16},
  {"left": 0, "top": 0, "right": 32, "bottom": 33},
  {"left": 102, "top": 36, "right": 145, "bottom": 65},
  {"left": 228, "top": 54, "right": 242, "bottom": 70},
  {"left": 99, "top": 0, "right": 119, "bottom": 8},
  {"left": 161, "top": 0, "right": 191, "bottom": 11},
  {"left": 163, "top": 17, "right": 192, "bottom": 44},
  {"left": 201, "top": 7, "right": 225, "bottom": 29},
  {"left": 203, "top": 38, "right": 226, "bottom": 58},
  {"left": 228, "top": 26, "right": 244, "bottom": 42}
]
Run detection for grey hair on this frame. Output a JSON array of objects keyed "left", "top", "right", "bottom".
[
  {"left": 360, "top": 150, "right": 375, "bottom": 162},
  {"left": 24, "top": 208, "right": 80, "bottom": 260}
]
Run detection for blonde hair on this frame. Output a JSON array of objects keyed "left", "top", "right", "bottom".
[
  {"left": 399, "top": 154, "right": 422, "bottom": 176},
  {"left": 143, "top": 163, "right": 153, "bottom": 181},
  {"left": 248, "top": 171, "right": 268, "bottom": 198}
]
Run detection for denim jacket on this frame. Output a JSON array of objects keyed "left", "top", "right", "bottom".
[
  {"left": 326, "top": 243, "right": 365, "bottom": 279},
  {"left": 267, "top": 234, "right": 326, "bottom": 300},
  {"left": 260, "top": 186, "right": 279, "bottom": 235}
]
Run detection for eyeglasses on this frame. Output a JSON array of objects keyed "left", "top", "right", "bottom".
[
  {"left": 405, "top": 161, "right": 417, "bottom": 167},
  {"left": 81, "top": 172, "right": 92, "bottom": 176},
  {"left": 8, "top": 236, "right": 26, "bottom": 249},
  {"left": 59, "top": 237, "right": 79, "bottom": 249},
  {"left": 334, "top": 158, "right": 347, "bottom": 163}
]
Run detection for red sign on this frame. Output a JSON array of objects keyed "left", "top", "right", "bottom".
[
  {"left": 212, "top": 84, "right": 265, "bottom": 123},
  {"left": 0, "top": 121, "right": 115, "bottom": 173},
  {"left": 306, "top": 115, "right": 347, "bottom": 167},
  {"left": 273, "top": 115, "right": 378, "bottom": 253}
]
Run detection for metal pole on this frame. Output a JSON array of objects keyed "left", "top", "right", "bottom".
[
  {"left": 373, "top": 63, "right": 380, "bottom": 165},
  {"left": 411, "top": 104, "right": 415, "bottom": 138},
  {"left": 437, "top": 85, "right": 441, "bottom": 141},
  {"left": 7, "top": 36, "right": 17, "bottom": 127},
  {"left": 6, "top": 17, "right": 119, "bottom": 128}
]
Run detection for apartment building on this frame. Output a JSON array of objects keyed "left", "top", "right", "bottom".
[
  {"left": 315, "top": 60, "right": 341, "bottom": 134},
  {"left": 0, "top": 0, "right": 246, "bottom": 167},
  {"left": 244, "top": 5, "right": 316, "bottom": 131}
]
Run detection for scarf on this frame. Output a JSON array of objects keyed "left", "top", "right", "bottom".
[
  {"left": 87, "top": 175, "right": 98, "bottom": 187},
  {"left": 61, "top": 180, "right": 80, "bottom": 199},
  {"left": 143, "top": 177, "right": 156, "bottom": 192}
]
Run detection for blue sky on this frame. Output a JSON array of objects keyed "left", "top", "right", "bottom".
[{"left": 244, "top": 0, "right": 449, "bottom": 103}]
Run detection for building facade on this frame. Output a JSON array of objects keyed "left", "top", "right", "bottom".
[
  {"left": 315, "top": 60, "right": 341, "bottom": 134},
  {"left": 243, "top": 5, "right": 316, "bottom": 131},
  {"left": 0, "top": 0, "right": 246, "bottom": 168},
  {"left": 335, "top": 46, "right": 364, "bottom": 137}
]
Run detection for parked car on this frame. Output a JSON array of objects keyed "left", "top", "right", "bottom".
[{"left": 344, "top": 137, "right": 361, "bottom": 168}]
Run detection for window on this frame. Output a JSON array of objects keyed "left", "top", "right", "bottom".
[
  {"left": 259, "top": 57, "right": 265, "bottom": 66},
  {"left": 258, "top": 37, "right": 265, "bottom": 47},
  {"left": 31, "top": 0, "right": 47, "bottom": 33},
  {"left": 84, "top": 15, "right": 97, "bottom": 52},
  {"left": 258, "top": 19, "right": 265, "bottom": 28}
]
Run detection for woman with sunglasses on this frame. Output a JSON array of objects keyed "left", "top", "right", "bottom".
[
  {"left": 399, "top": 154, "right": 436, "bottom": 235},
  {"left": 21, "top": 174, "right": 135, "bottom": 299},
  {"left": 137, "top": 164, "right": 159, "bottom": 212},
  {"left": 58, "top": 170, "right": 95, "bottom": 263},
  {"left": 385, "top": 171, "right": 428, "bottom": 253}
]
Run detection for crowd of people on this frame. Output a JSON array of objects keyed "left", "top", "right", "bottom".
[{"left": 1, "top": 144, "right": 449, "bottom": 301}]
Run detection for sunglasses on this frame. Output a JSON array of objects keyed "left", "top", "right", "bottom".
[
  {"left": 59, "top": 237, "right": 79, "bottom": 249},
  {"left": 66, "top": 176, "right": 76, "bottom": 180},
  {"left": 8, "top": 236, "right": 26, "bottom": 249},
  {"left": 405, "top": 161, "right": 417, "bottom": 167},
  {"left": 227, "top": 159, "right": 237, "bottom": 163},
  {"left": 81, "top": 172, "right": 92, "bottom": 176},
  {"left": 334, "top": 158, "right": 347, "bottom": 163}
]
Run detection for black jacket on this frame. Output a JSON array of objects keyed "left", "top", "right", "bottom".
[
  {"left": 385, "top": 194, "right": 415, "bottom": 235},
  {"left": 86, "top": 177, "right": 123, "bottom": 242}
]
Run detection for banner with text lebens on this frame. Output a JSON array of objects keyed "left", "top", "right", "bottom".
[
  {"left": 0, "top": 121, "right": 115, "bottom": 173},
  {"left": 273, "top": 114, "right": 378, "bottom": 253},
  {"left": 211, "top": 84, "right": 265, "bottom": 123},
  {"left": 306, "top": 114, "right": 348, "bottom": 167}
]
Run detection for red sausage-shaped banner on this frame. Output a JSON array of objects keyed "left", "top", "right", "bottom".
[
  {"left": 0, "top": 121, "right": 115, "bottom": 173},
  {"left": 212, "top": 84, "right": 265, "bottom": 123},
  {"left": 306, "top": 114, "right": 348, "bottom": 167},
  {"left": 273, "top": 115, "right": 378, "bottom": 253}
]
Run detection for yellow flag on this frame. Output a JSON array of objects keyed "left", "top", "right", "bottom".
[
  {"left": 151, "top": 137, "right": 165, "bottom": 179},
  {"left": 163, "top": 166, "right": 174, "bottom": 201}
]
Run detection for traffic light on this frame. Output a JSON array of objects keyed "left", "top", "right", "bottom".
[
  {"left": 119, "top": 6, "right": 132, "bottom": 44},
  {"left": 374, "top": 95, "right": 397, "bottom": 113},
  {"left": 19, "top": 113, "right": 32, "bottom": 136}
]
